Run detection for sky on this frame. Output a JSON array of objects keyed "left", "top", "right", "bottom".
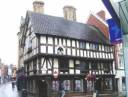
[{"left": 0, "top": 0, "right": 111, "bottom": 65}]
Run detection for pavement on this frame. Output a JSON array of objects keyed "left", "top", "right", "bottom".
[
  {"left": 0, "top": 82, "right": 126, "bottom": 97},
  {"left": 0, "top": 82, "right": 21, "bottom": 97}
]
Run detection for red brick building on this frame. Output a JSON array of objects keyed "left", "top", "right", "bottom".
[{"left": 87, "top": 10, "right": 109, "bottom": 39}]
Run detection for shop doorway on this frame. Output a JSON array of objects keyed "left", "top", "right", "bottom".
[{"left": 38, "top": 80, "right": 48, "bottom": 97}]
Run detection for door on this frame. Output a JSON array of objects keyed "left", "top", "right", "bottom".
[{"left": 38, "top": 80, "right": 48, "bottom": 97}]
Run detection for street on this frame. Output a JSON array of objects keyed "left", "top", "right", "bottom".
[{"left": 0, "top": 82, "right": 21, "bottom": 97}]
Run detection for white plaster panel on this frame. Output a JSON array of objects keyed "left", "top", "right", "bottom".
[
  {"left": 72, "top": 40, "right": 75, "bottom": 47},
  {"left": 63, "top": 39, "right": 66, "bottom": 46},
  {"left": 48, "top": 46, "right": 53, "bottom": 54},
  {"left": 48, "top": 61, "right": 52, "bottom": 69},
  {"left": 69, "top": 60, "right": 74, "bottom": 68},
  {"left": 77, "top": 41, "right": 79, "bottom": 48},
  {"left": 84, "top": 51, "right": 86, "bottom": 57},
  {"left": 40, "top": 36, "right": 46, "bottom": 44},
  {"left": 94, "top": 52, "right": 96, "bottom": 58},
  {"left": 59, "top": 38, "right": 62, "bottom": 45},
  {"left": 67, "top": 48, "right": 71, "bottom": 55},
  {"left": 48, "top": 37, "right": 53, "bottom": 44},
  {"left": 86, "top": 43, "right": 90, "bottom": 49},
  {"left": 69, "top": 69, "right": 74, "bottom": 74},
  {"left": 54, "top": 58, "right": 58, "bottom": 68},
  {"left": 55, "top": 38, "right": 58, "bottom": 45},
  {"left": 75, "top": 60, "right": 80, "bottom": 64},
  {"left": 76, "top": 70, "right": 80, "bottom": 74},
  {"left": 41, "top": 45, "right": 46, "bottom": 53},
  {"left": 80, "top": 50, "right": 83, "bottom": 57},
  {"left": 72, "top": 49, "right": 76, "bottom": 56},
  {"left": 48, "top": 70, "right": 52, "bottom": 74},
  {"left": 77, "top": 50, "right": 79, "bottom": 56},
  {"left": 67, "top": 39, "right": 71, "bottom": 46}
]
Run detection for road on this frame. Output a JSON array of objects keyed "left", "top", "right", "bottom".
[{"left": 0, "top": 82, "right": 21, "bottom": 97}]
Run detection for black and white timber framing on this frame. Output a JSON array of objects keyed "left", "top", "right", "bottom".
[{"left": 18, "top": 11, "right": 116, "bottom": 97}]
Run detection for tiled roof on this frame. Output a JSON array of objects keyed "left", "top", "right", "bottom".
[{"left": 27, "top": 11, "right": 110, "bottom": 44}]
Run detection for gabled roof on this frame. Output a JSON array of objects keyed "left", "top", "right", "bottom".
[{"left": 27, "top": 11, "right": 110, "bottom": 44}]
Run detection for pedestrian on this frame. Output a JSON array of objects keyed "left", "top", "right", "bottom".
[
  {"left": 12, "top": 81, "right": 15, "bottom": 89},
  {"left": 59, "top": 82, "right": 65, "bottom": 97},
  {"left": 61, "top": 89, "right": 65, "bottom": 97},
  {"left": 11, "top": 77, "right": 16, "bottom": 89}
]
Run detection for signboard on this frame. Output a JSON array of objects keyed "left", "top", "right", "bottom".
[
  {"left": 53, "top": 69, "right": 59, "bottom": 78},
  {"left": 107, "top": 18, "right": 122, "bottom": 44}
]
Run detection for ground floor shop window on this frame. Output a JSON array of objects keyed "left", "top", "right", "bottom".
[
  {"left": 52, "top": 81, "right": 59, "bottom": 91},
  {"left": 52, "top": 79, "right": 83, "bottom": 92},
  {"left": 63, "top": 80, "right": 70, "bottom": 91},
  {"left": 87, "top": 81, "right": 93, "bottom": 91},
  {"left": 75, "top": 80, "right": 83, "bottom": 92},
  {"left": 102, "top": 78, "right": 112, "bottom": 90}
]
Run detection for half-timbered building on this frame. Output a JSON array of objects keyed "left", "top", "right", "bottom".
[{"left": 18, "top": 1, "right": 116, "bottom": 97}]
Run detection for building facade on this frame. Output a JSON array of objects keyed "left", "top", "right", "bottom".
[
  {"left": 18, "top": 1, "right": 116, "bottom": 97},
  {"left": 87, "top": 10, "right": 126, "bottom": 95},
  {"left": 115, "top": 43, "right": 126, "bottom": 94}
]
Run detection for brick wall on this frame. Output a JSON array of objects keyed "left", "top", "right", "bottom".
[{"left": 87, "top": 11, "right": 109, "bottom": 39}]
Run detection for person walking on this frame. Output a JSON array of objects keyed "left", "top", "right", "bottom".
[
  {"left": 11, "top": 77, "right": 15, "bottom": 89},
  {"left": 61, "top": 89, "right": 65, "bottom": 97},
  {"left": 59, "top": 82, "right": 65, "bottom": 97}
]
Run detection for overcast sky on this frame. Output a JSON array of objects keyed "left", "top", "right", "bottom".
[{"left": 0, "top": 0, "right": 111, "bottom": 65}]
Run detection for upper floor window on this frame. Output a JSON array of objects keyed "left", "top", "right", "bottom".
[
  {"left": 72, "top": 40, "right": 76, "bottom": 47},
  {"left": 59, "top": 58, "right": 69, "bottom": 73},
  {"left": 95, "top": 44, "right": 99, "bottom": 51},
  {"left": 79, "top": 42, "right": 85, "bottom": 49},
  {"left": 99, "top": 45, "right": 102, "bottom": 51},
  {"left": 102, "top": 45, "right": 105, "bottom": 51},
  {"left": 67, "top": 39, "right": 71, "bottom": 47},
  {"left": 91, "top": 62, "right": 98, "bottom": 70},
  {"left": 40, "top": 36, "right": 46, "bottom": 44},
  {"left": 104, "top": 63, "right": 110, "bottom": 73},
  {"left": 86, "top": 42, "right": 90, "bottom": 49},
  {"left": 48, "top": 37, "right": 53, "bottom": 44},
  {"left": 106, "top": 46, "right": 109, "bottom": 52},
  {"left": 81, "top": 61, "right": 89, "bottom": 74},
  {"left": 89, "top": 43, "right": 93, "bottom": 50},
  {"left": 76, "top": 41, "right": 79, "bottom": 48}
]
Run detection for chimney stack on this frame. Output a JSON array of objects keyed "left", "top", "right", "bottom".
[
  {"left": 33, "top": 0, "right": 44, "bottom": 14},
  {"left": 63, "top": 6, "right": 76, "bottom": 21}
]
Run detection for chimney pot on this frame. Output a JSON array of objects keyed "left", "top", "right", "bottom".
[
  {"left": 63, "top": 5, "right": 76, "bottom": 21},
  {"left": 33, "top": 0, "right": 44, "bottom": 14}
]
